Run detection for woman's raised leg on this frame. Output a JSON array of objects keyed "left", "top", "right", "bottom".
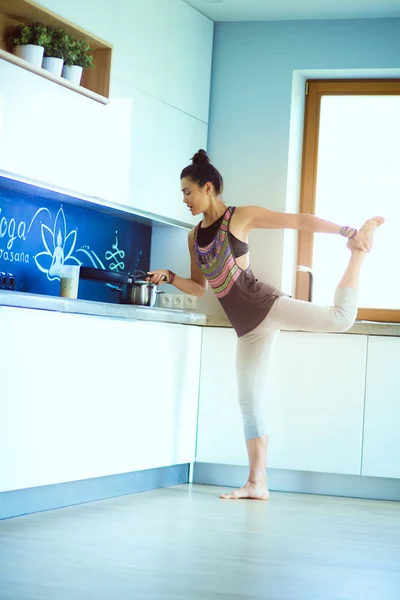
[{"left": 266, "top": 216, "right": 385, "bottom": 334}]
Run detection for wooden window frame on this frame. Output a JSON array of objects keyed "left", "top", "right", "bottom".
[{"left": 296, "top": 79, "right": 400, "bottom": 323}]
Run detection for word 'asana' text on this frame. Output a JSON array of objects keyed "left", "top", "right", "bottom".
[{"left": 0, "top": 248, "right": 30, "bottom": 263}]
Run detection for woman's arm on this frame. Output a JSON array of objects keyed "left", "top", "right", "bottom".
[
  {"left": 236, "top": 206, "right": 372, "bottom": 251},
  {"left": 146, "top": 229, "right": 208, "bottom": 297},
  {"left": 239, "top": 206, "right": 342, "bottom": 234}
]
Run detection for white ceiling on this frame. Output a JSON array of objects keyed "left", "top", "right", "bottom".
[{"left": 183, "top": 0, "right": 400, "bottom": 22}]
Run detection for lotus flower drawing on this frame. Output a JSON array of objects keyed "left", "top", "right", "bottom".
[{"left": 34, "top": 207, "right": 81, "bottom": 281}]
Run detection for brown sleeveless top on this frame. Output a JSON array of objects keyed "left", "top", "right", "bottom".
[{"left": 193, "top": 206, "right": 286, "bottom": 337}]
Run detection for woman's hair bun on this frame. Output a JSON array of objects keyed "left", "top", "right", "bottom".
[
  {"left": 181, "top": 149, "right": 223, "bottom": 194},
  {"left": 191, "top": 149, "right": 210, "bottom": 165}
]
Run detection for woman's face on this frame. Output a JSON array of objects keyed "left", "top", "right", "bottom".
[{"left": 181, "top": 177, "right": 210, "bottom": 216}]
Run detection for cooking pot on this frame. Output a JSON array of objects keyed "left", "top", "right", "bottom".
[
  {"left": 79, "top": 267, "right": 165, "bottom": 307},
  {"left": 120, "top": 274, "right": 164, "bottom": 307}
]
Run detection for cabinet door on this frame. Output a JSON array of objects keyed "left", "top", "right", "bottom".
[
  {"left": 0, "top": 60, "right": 114, "bottom": 200},
  {"left": 111, "top": 0, "right": 169, "bottom": 99},
  {"left": 127, "top": 321, "right": 202, "bottom": 470},
  {"left": 197, "top": 328, "right": 367, "bottom": 475},
  {"left": 113, "top": 76, "right": 207, "bottom": 223},
  {"left": 163, "top": 0, "right": 214, "bottom": 122},
  {"left": 0, "top": 308, "right": 201, "bottom": 492},
  {"left": 197, "top": 328, "right": 246, "bottom": 465},
  {"left": 108, "top": 78, "right": 163, "bottom": 208},
  {"left": 157, "top": 101, "right": 208, "bottom": 224},
  {"left": 266, "top": 332, "right": 367, "bottom": 475},
  {"left": 39, "top": 0, "right": 117, "bottom": 47},
  {"left": 42, "top": 0, "right": 213, "bottom": 121},
  {"left": 362, "top": 336, "right": 400, "bottom": 478},
  {"left": 40, "top": 0, "right": 168, "bottom": 99}
]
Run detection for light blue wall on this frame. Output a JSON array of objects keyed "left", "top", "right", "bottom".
[
  {"left": 209, "top": 17, "right": 400, "bottom": 204},
  {"left": 199, "top": 17, "right": 400, "bottom": 316}
]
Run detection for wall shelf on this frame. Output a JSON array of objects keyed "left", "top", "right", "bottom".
[{"left": 0, "top": 0, "right": 112, "bottom": 103}]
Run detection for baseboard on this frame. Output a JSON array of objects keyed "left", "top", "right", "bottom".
[
  {"left": 0, "top": 463, "right": 189, "bottom": 520},
  {"left": 3, "top": 462, "right": 398, "bottom": 520},
  {"left": 193, "top": 462, "right": 400, "bottom": 502}
]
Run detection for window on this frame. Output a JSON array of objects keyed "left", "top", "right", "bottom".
[{"left": 297, "top": 80, "right": 400, "bottom": 323}]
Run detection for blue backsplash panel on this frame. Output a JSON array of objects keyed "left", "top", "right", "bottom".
[{"left": 0, "top": 179, "right": 151, "bottom": 303}]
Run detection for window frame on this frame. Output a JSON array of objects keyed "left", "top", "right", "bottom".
[{"left": 296, "top": 79, "right": 400, "bottom": 323}]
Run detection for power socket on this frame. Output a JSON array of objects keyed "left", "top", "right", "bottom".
[
  {"left": 159, "top": 293, "right": 172, "bottom": 308},
  {"left": 183, "top": 295, "right": 197, "bottom": 310},
  {"left": 172, "top": 294, "right": 184, "bottom": 309}
]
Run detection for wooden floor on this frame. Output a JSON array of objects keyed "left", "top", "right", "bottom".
[{"left": 0, "top": 484, "right": 399, "bottom": 600}]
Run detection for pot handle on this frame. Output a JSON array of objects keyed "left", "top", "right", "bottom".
[
  {"left": 133, "top": 272, "right": 168, "bottom": 283},
  {"left": 131, "top": 269, "right": 148, "bottom": 280},
  {"left": 79, "top": 266, "right": 131, "bottom": 285}
]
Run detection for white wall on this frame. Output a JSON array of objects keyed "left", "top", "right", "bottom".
[
  {"left": 1, "top": 0, "right": 213, "bottom": 224},
  {"left": 150, "top": 225, "right": 191, "bottom": 294},
  {"left": 149, "top": 224, "right": 224, "bottom": 318}
]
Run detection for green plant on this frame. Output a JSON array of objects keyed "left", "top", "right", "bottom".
[
  {"left": 43, "top": 28, "right": 70, "bottom": 59},
  {"left": 9, "top": 22, "right": 51, "bottom": 47},
  {"left": 64, "top": 37, "right": 94, "bottom": 69}
]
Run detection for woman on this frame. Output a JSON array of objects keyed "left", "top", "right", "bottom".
[{"left": 147, "top": 149, "right": 384, "bottom": 501}]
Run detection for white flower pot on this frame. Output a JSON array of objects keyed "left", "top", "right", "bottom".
[
  {"left": 42, "top": 56, "right": 64, "bottom": 77},
  {"left": 14, "top": 44, "right": 44, "bottom": 68},
  {"left": 61, "top": 65, "right": 83, "bottom": 86}
]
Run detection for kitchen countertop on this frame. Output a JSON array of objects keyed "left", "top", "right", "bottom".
[
  {"left": 205, "top": 315, "right": 400, "bottom": 337},
  {"left": 1, "top": 290, "right": 399, "bottom": 336},
  {"left": 0, "top": 290, "right": 206, "bottom": 327}
]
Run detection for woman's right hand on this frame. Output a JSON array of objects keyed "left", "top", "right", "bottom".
[
  {"left": 350, "top": 231, "right": 373, "bottom": 252},
  {"left": 146, "top": 270, "right": 170, "bottom": 284}
]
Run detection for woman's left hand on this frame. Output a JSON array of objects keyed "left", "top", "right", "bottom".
[{"left": 351, "top": 230, "right": 373, "bottom": 252}]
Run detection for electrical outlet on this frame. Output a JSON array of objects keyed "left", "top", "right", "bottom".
[
  {"left": 159, "top": 293, "right": 172, "bottom": 308},
  {"left": 183, "top": 295, "right": 197, "bottom": 310},
  {"left": 172, "top": 294, "right": 184, "bottom": 309}
]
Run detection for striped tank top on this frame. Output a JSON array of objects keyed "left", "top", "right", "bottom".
[{"left": 193, "top": 206, "right": 286, "bottom": 337}]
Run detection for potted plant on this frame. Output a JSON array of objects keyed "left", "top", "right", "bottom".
[
  {"left": 42, "top": 28, "right": 70, "bottom": 77},
  {"left": 62, "top": 38, "right": 94, "bottom": 86},
  {"left": 8, "top": 22, "right": 50, "bottom": 68}
]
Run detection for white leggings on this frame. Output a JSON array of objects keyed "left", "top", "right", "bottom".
[{"left": 236, "top": 287, "right": 358, "bottom": 440}]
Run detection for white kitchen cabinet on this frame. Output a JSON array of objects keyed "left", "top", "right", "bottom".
[
  {"left": 163, "top": 1, "right": 214, "bottom": 123},
  {"left": 39, "top": 1, "right": 168, "bottom": 102},
  {"left": 111, "top": 0, "right": 170, "bottom": 101},
  {"left": 362, "top": 336, "right": 400, "bottom": 479},
  {"left": 197, "top": 328, "right": 367, "bottom": 475},
  {"left": 265, "top": 331, "right": 367, "bottom": 474},
  {"left": 0, "top": 307, "right": 201, "bottom": 492},
  {"left": 0, "top": 59, "right": 115, "bottom": 200},
  {"left": 38, "top": 0, "right": 117, "bottom": 46},
  {"left": 3, "top": 0, "right": 212, "bottom": 217},
  {"left": 111, "top": 78, "right": 207, "bottom": 223},
  {"left": 41, "top": 0, "right": 213, "bottom": 122},
  {"left": 156, "top": 101, "right": 208, "bottom": 224},
  {"left": 0, "top": 57, "right": 205, "bottom": 219},
  {"left": 196, "top": 328, "right": 246, "bottom": 465}
]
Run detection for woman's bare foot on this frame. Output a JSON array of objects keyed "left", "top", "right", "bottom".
[
  {"left": 219, "top": 481, "right": 270, "bottom": 500},
  {"left": 347, "top": 216, "right": 385, "bottom": 251}
]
